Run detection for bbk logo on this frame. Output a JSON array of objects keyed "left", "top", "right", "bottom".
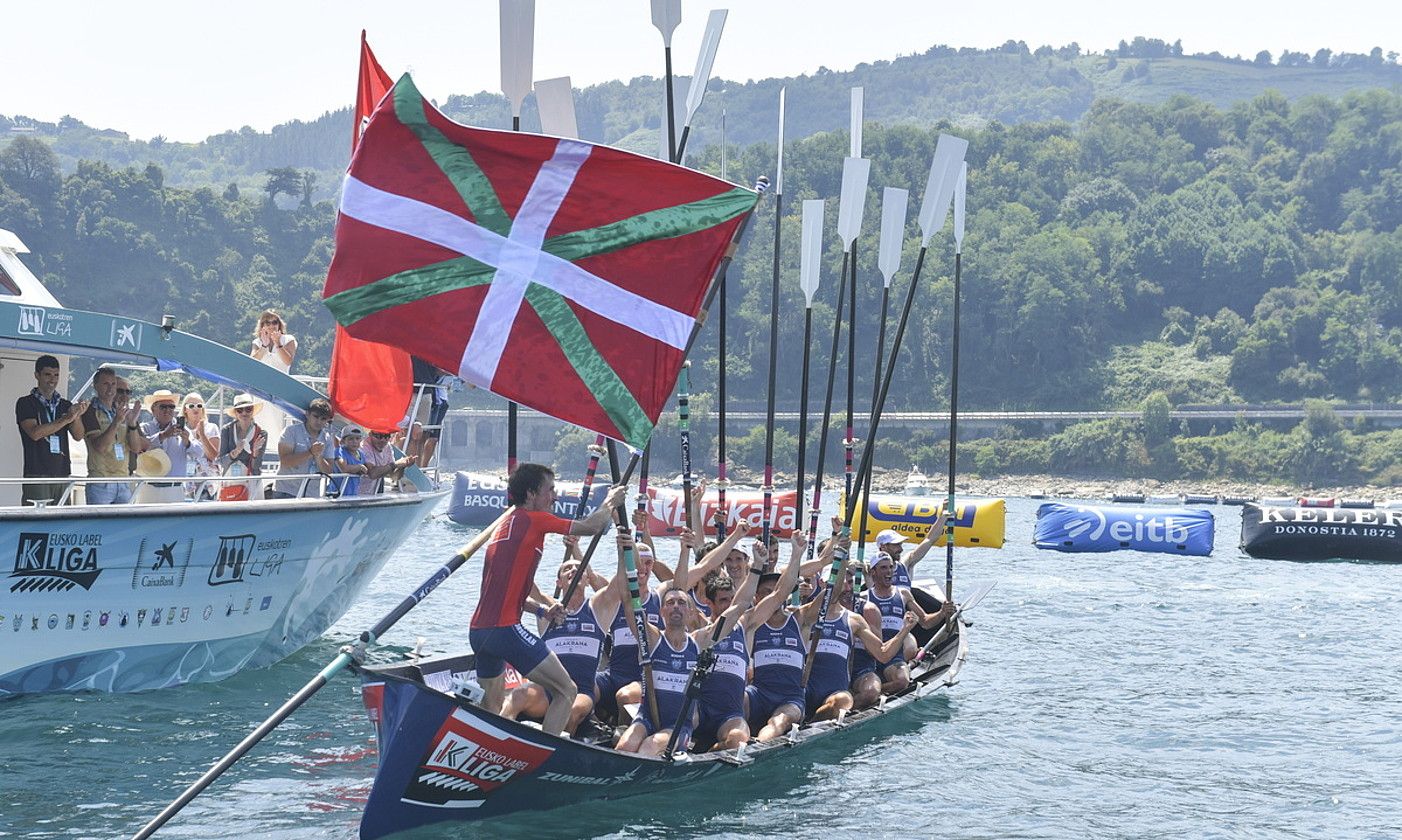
[
  {"left": 209, "top": 535, "right": 255, "bottom": 586},
  {"left": 10, "top": 532, "right": 103, "bottom": 592}
]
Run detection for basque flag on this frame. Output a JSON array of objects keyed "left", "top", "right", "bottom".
[{"left": 324, "top": 74, "right": 756, "bottom": 447}]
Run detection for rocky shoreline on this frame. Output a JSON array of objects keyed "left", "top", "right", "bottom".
[{"left": 723, "top": 466, "right": 1398, "bottom": 503}]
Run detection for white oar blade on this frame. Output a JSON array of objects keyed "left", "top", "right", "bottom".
[
  {"left": 850, "top": 87, "right": 864, "bottom": 158},
  {"left": 499, "top": 0, "right": 536, "bottom": 117},
  {"left": 534, "top": 77, "right": 578, "bottom": 138},
  {"left": 684, "top": 9, "right": 728, "bottom": 123},
  {"left": 953, "top": 162, "right": 968, "bottom": 252},
  {"left": 800, "top": 199, "right": 826, "bottom": 307},
  {"left": 877, "top": 187, "right": 909, "bottom": 287},
  {"left": 837, "top": 156, "right": 871, "bottom": 251},
  {"left": 775, "top": 87, "right": 786, "bottom": 195},
  {"left": 651, "top": 0, "right": 682, "bottom": 46},
  {"left": 918, "top": 133, "right": 969, "bottom": 247}
]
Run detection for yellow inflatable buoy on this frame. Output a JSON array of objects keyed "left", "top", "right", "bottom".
[{"left": 840, "top": 492, "right": 1006, "bottom": 549}]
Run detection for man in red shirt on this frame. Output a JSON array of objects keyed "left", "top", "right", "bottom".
[{"left": 470, "top": 462, "right": 626, "bottom": 735}]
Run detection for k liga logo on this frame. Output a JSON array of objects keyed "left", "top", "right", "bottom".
[{"left": 10, "top": 532, "right": 103, "bottom": 593}]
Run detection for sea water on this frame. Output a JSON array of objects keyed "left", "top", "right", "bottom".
[{"left": 2, "top": 497, "right": 1400, "bottom": 839}]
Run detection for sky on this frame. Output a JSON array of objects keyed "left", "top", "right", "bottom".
[{"left": 2, "top": 0, "right": 1397, "bottom": 142}]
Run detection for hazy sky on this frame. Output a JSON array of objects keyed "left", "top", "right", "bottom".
[{"left": 3, "top": 0, "right": 1396, "bottom": 142}]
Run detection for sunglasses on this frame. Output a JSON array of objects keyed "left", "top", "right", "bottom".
[
  {"left": 370, "top": 432, "right": 390, "bottom": 439},
  {"left": 310, "top": 411, "right": 333, "bottom": 420},
  {"left": 115, "top": 388, "right": 131, "bottom": 395},
  {"left": 154, "top": 403, "right": 176, "bottom": 410},
  {"left": 234, "top": 406, "right": 255, "bottom": 414},
  {"left": 185, "top": 403, "right": 203, "bottom": 410}
]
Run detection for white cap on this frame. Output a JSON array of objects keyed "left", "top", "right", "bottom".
[{"left": 875, "top": 529, "right": 907, "bottom": 547}]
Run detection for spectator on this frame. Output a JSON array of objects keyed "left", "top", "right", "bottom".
[
  {"left": 360, "top": 429, "right": 415, "bottom": 494},
  {"left": 218, "top": 393, "right": 267, "bottom": 500},
  {"left": 274, "top": 397, "right": 336, "bottom": 499},
  {"left": 136, "top": 389, "right": 190, "bottom": 503},
  {"left": 15, "top": 354, "right": 88, "bottom": 505},
  {"left": 81, "top": 368, "right": 142, "bottom": 504},
  {"left": 333, "top": 425, "right": 368, "bottom": 496},
  {"left": 181, "top": 392, "right": 220, "bottom": 499},
  {"left": 249, "top": 309, "right": 297, "bottom": 442},
  {"left": 402, "top": 356, "right": 453, "bottom": 469}
]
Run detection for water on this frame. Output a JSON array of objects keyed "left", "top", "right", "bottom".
[{"left": 3, "top": 498, "right": 1401, "bottom": 839}]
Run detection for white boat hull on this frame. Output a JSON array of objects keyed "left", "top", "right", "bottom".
[{"left": 0, "top": 492, "right": 442, "bottom": 695}]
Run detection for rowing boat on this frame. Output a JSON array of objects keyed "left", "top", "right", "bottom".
[{"left": 356, "top": 582, "right": 968, "bottom": 838}]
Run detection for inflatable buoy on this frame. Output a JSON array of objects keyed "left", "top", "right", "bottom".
[
  {"left": 1221, "top": 496, "right": 1255, "bottom": 506},
  {"left": 1110, "top": 493, "right": 1146, "bottom": 504},
  {"left": 1297, "top": 497, "right": 1336, "bottom": 508},
  {"left": 1241, "top": 504, "right": 1402, "bottom": 562},
  {"left": 1259, "top": 497, "right": 1294, "bottom": 507},
  {"left": 1183, "top": 494, "right": 1219, "bottom": 505},
  {"left": 842, "top": 492, "right": 1005, "bottom": 549},
  {"left": 448, "top": 471, "right": 800, "bottom": 537},
  {"left": 1033, "top": 503, "right": 1215, "bottom": 556},
  {"left": 1146, "top": 494, "right": 1181, "bottom": 505},
  {"left": 1339, "top": 498, "right": 1376, "bottom": 509}
]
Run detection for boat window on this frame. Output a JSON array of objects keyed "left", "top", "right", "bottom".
[{"left": 0, "top": 265, "right": 21, "bottom": 296}]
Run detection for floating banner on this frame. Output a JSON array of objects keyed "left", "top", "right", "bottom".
[
  {"left": 1034, "top": 503, "right": 1214, "bottom": 556},
  {"left": 449, "top": 471, "right": 798, "bottom": 537},
  {"left": 1241, "top": 504, "right": 1402, "bottom": 562},
  {"left": 842, "top": 493, "right": 1005, "bottom": 549}
]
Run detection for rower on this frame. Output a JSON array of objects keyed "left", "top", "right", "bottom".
[
  {"left": 693, "top": 536, "right": 795, "bottom": 751},
  {"left": 468, "top": 463, "right": 626, "bottom": 737},
  {"left": 614, "top": 568, "right": 756, "bottom": 756},
  {"left": 875, "top": 504, "right": 946, "bottom": 589},
  {"left": 864, "top": 551, "right": 954, "bottom": 696},
  {"left": 592, "top": 541, "right": 663, "bottom": 724},
  {"left": 802, "top": 559, "right": 917, "bottom": 721},
  {"left": 743, "top": 540, "right": 806, "bottom": 742},
  {"left": 502, "top": 546, "right": 626, "bottom": 736}
]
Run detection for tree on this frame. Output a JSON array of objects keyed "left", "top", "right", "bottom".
[
  {"left": 299, "top": 170, "right": 317, "bottom": 208},
  {"left": 262, "top": 166, "right": 302, "bottom": 206},
  {"left": 1254, "top": 50, "right": 1273, "bottom": 67},
  {"left": 0, "top": 135, "right": 61, "bottom": 208},
  {"left": 223, "top": 182, "right": 240, "bottom": 201}
]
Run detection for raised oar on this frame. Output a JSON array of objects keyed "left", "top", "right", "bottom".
[
  {"left": 132, "top": 509, "right": 511, "bottom": 840},
  {"left": 715, "top": 121, "right": 731, "bottom": 538},
  {"left": 803, "top": 134, "right": 967, "bottom": 685},
  {"left": 607, "top": 439, "right": 660, "bottom": 727},
  {"left": 760, "top": 88, "right": 786, "bottom": 553},
  {"left": 854, "top": 187, "right": 908, "bottom": 564},
  {"left": 534, "top": 76, "right": 578, "bottom": 139},
  {"left": 836, "top": 101, "right": 871, "bottom": 507},
  {"left": 551, "top": 433, "right": 606, "bottom": 599},
  {"left": 650, "top": 0, "right": 682, "bottom": 162},
  {"left": 500, "top": 0, "right": 536, "bottom": 472},
  {"left": 793, "top": 198, "right": 825, "bottom": 602},
  {"left": 945, "top": 162, "right": 968, "bottom": 604},
  {"left": 803, "top": 239, "right": 851, "bottom": 566},
  {"left": 553, "top": 449, "right": 641, "bottom": 621},
  {"left": 679, "top": 362, "right": 695, "bottom": 531},
  {"left": 673, "top": 9, "right": 728, "bottom": 162}
]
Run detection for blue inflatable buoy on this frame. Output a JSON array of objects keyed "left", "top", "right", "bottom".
[{"left": 1034, "top": 503, "right": 1215, "bottom": 556}]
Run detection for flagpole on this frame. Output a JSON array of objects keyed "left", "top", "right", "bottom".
[
  {"left": 760, "top": 88, "right": 786, "bottom": 556},
  {"left": 132, "top": 510, "right": 511, "bottom": 840},
  {"left": 500, "top": 0, "right": 535, "bottom": 475},
  {"left": 945, "top": 163, "right": 968, "bottom": 604}
]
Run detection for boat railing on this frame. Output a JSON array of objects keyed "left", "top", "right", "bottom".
[{"left": 0, "top": 472, "right": 407, "bottom": 508}]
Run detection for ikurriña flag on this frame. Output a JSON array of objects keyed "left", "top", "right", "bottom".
[{"left": 323, "top": 74, "right": 757, "bottom": 447}]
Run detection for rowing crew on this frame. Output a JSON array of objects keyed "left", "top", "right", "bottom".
[{"left": 468, "top": 463, "right": 953, "bottom": 756}]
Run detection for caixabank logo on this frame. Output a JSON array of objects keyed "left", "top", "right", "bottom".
[{"left": 10, "top": 531, "right": 103, "bottom": 593}]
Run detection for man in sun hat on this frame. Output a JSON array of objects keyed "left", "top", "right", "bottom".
[{"left": 137, "top": 389, "right": 190, "bottom": 500}]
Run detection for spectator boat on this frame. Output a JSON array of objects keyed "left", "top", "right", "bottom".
[{"left": 0, "top": 228, "right": 444, "bottom": 695}]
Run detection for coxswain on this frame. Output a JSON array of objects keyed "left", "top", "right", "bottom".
[
  {"left": 501, "top": 540, "right": 627, "bottom": 736},
  {"left": 468, "top": 463, "right": 625, "bottom": 737},
  {"left": 863, "top": 550, "right": 954, "bottom": 696}
]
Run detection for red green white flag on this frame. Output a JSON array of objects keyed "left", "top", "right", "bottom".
[{"left": 323, "top": 74, "right": 757, "bottom": 448}]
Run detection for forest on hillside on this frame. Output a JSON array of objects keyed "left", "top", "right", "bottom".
[{"left": 1, "top": 85, "right": 1399, "bottom": 485}]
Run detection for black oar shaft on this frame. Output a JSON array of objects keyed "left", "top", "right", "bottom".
[
  {"left": 844, "top": 243, "right": 857, "bottom": 503},
  {"left": 679, "top": 363, "right": 694, "bottom": 532},
  {"left": 556, "top": 453, "right": 640, "bottom": 613},
  {"left": 606, "top": 440, "right": 660, "bottom": 726},
  {"left": 804, "top": 251, "right": 850, "bottom": 562},
  {"left": 855, "top": 285, "right": 891, "bottom": 557},
  {"left": 794, "top": 304, "right": 813, "bottom": 551},
  {"left": 664, "top": 46, "right": 678, "bottom": 163},
  {"left": 761, "top": 190, "right": 783, "bottom": 549},
  {"left": 717, "top": 264, "right": 728, "bottom": 538},
  {"left": 945, "top": 251, "right": 962, "bottom": 602}
]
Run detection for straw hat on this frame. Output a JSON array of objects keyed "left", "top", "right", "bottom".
[
  {"left": 134, "top": 448, "right": 172, "bottom": 477},
  {"left": 142, "top": 389, "right": 180, "bottom": 411},
  {"left": 224, "top": 393, "right": 264, "bottom": 418}
]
